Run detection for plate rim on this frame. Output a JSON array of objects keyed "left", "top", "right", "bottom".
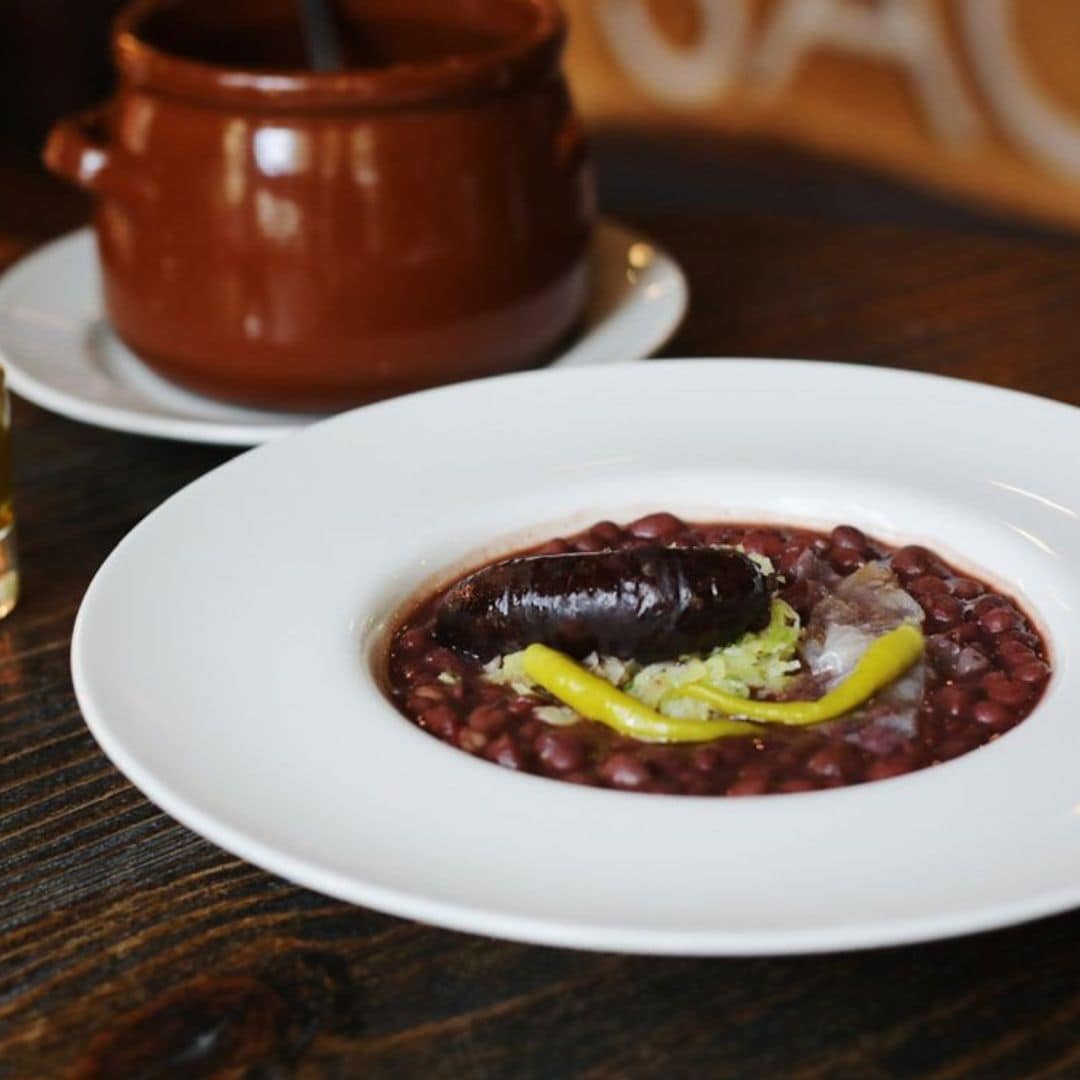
[
  {"left": 65, "top": 657, "right": 1080, "bottom": 955},
  {"left": 0, "top": 218, "right": 687, "bottom": 447},
  {"left": 70, "top": 358, "right": 1080, "bottom": 955}
]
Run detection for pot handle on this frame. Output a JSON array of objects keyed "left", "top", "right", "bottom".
[{"left": 43, "top": 105, "right": 115, "bottom": 192}]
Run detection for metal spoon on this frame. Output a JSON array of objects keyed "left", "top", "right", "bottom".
[{"left": 299, "top": 0, "right": 344, "bottom": 71}]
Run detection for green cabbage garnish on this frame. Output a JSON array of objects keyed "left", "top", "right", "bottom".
[
  {"left": 481, "top": 599, "right": 802, "bottom": 722},
  {"left": 625, "top": 599, "right": 801, "bottom": 720}
]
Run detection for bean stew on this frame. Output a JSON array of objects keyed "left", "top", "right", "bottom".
[{"left": 385, "top": 514, "right": 1051, "bottom": 795}]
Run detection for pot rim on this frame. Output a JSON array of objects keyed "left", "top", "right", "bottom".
[{"left": 113, "top": 0, "right": 566, "bottom": 111}]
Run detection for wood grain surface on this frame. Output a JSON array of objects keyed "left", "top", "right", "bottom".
[{"left": 1, "top": 134, "right": 1079, "bottom": 1078}]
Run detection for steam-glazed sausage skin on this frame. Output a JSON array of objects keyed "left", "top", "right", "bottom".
[{"left": 433, "top": 547, "right": 771, "bottom": 662}]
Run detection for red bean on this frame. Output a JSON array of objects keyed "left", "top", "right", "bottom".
[
  {"left": 698, "top": 525, "right": 738, "bottom": 546},
  {"left": 678, "top": 773, "right": 714, "bottom": 796},
  {"left": 421, "top": 705, "right": 460, "bottom": 740},
  {"left": 937, "top": 736, "right": 977, "bottom": 760},
  {"left": 411, "top": 684, "right": 446, "bottom": 704},
  {"left": 467, "top": 704, "right": 509, "bottom": 735},
  {"left": 668, "top": 533, "right": 701, "bottom": 549},
  {"left": 425, "top": 647, "right": 467, "bottom": 674},
  {"left": 830, "top": 525, "right": 868, "bottom": 553},
  {"left": 457, "top": 728, "right": 489, "bottom": 754},
  {"left": 926, "top": 637, "right": 957, "bottom": 676},
  {"left": 600, "top": 753, "right": 652, "bottom": 789},
  {"left": 727, "top": 770, "right": 771, "bottom": 796},
  {"left": 536, "top": 730, "right": 586, "bottom": 773},
  {"left": 997, "top": 642, "right": 1037, "bottom": 669},
  {"left": 397, "top": 660, "right": 427, "bottom": 684},
  {"left": 643, "top": 747, "right": 685, "bottom": 776},
  {"left": 508, "top": 696, "right": 538, "bottom": 717},
  {"left": 407, "top": 693, "right": 435, "bottom": 714},
  {"left": 768, "top": 747, "right": 804, "bottom": 775},
  {"left": 865, "top": 755, "right": 916, "bottom": 781},
  {"left": 947, "top": 622, "right": 982, "bottom": 645},
  {"left": 572, "top": 534, "right": 605, "bottom": 553},
  {"left": 517, "top": 720, "right": 542, "bottom": 741},
  {"left": 1012, "top": 660, "right": 1050, "bottom": 687},
  {"left": 781, "top": 579, "right": 828, "bottom": 620},
  {"left": 627, "top": 512, "right": 686, "bottom": 541},
  {"left": 951, "top": 578, "right": 983, "bottom": 600},
  {"left": 590, "top": 521, "right": 624, "bottom": 545},
  {"left": 742, "top": 529, "right": 785, "bottom": 558},
  {"left": 708, "top": 740, "right": 757, "bottom": 769},
  {"left": 925, "top": 594, "right": 963, "bottom": 629},
  {"left": 830, "top": 547, "right": 865, "bottom": 574},
  {"left": 534, "top": 538, "right": 571, "bottom": 555},
  {"left": 973, "top": 595, "right": 1015, "bottom": 617},
  {"left": 892, "top": 545, "right": 935, "bottom": 577},
  {"left": 978, "top": 607, "right": 1016, "bottom": 635},
  {"left": 982, "top": 672, "right": 1031, "bottom": 707},
  {"left": 486, "top": 735, "right": 528, "bottom": 770},
  {"left": 805, "top": 745, "right": 858, "bottom": 780},
  {"left": 933, "top": 685, "right": 977, "bottom": 718},
  {"left": 690, "top": 745, "right": 724, "bottom": 774},
  {"left": 397, "top": 626, "right": 430, "bottom": 655},
  {"left": 972, "top": 700, "right": 1014, "bottom": 731},
  {"left": 777, "top": 544, "right": 808, "bottom": 575},
  {"left": 910, "top": 574, "right": 952, "bottom": 597}
]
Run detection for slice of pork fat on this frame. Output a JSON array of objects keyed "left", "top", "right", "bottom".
[{"left": 799, "top": 563, "right": 927, "bottom": 753}]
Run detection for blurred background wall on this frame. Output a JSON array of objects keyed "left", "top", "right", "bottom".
[
  {"left": 564, "top": 0, "right": 1080, "bottom": 229},
  {"left": 0, "top": 0, "right": 125, "bottom": 152}
]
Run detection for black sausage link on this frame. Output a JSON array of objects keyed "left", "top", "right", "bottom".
[{"left": 434, "top": 547, "right": 771, "bottom": 662}]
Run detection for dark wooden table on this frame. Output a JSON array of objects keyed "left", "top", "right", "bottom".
[{"left": 2, "top": 134, "right": 1080, "bottom": 1079}]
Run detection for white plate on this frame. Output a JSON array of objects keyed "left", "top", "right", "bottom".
[
  {"left": 0, "top": 218, "right": 685, "bottom": 446},
  {"left": 72, "top": 360, "right": 1080, "bottom": 955}
]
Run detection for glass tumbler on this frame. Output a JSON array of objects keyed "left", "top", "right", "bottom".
[{"left": 0, "top": 367, "right": 18, "bottom": 618}]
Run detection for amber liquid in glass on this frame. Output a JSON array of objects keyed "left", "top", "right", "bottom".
[{"left": 0, "top": 369, "right": 18, "bottom": 618}]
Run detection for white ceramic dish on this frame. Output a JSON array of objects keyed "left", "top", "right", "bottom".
[
  {"left": 0, "top": 218, "right": 685, "bottom": 446},
  {"left": 72, "top": 360, "right": 1080, "bottom": 955}
]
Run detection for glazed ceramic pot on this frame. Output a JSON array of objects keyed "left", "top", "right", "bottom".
[{"left": 45, "top": 0, "right": 593, "bottom": 409}]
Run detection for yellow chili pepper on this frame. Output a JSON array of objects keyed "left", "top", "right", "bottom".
[
  {"left": 674, "top": 623, "right": 925, "bottom": 726},
  {"left": 521, "top": 623, "right": 924, "bottom": 744},
  {"left": 522, "top": 644, "right": 760, "bottom": 744}
]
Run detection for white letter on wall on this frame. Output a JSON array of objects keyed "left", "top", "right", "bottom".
[
  {"left": 752, "top": 0, "right": 982, "bottom": 147},
  {"left": 594, "top": 0, "right": 750, "bottom": 106},
  {"left": 964, "top": 0, "right": 1080, "bottom": 178}
]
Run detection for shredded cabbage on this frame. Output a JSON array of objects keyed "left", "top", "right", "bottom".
[
  {"left": 482, "top": 598, "right": 802, "bottom": 723},
  {"left": 626, "top": 599, "right": 801, "bottom": 720},
  {"left": 482, "top": 650, "right": 537, "bottom": 697}
]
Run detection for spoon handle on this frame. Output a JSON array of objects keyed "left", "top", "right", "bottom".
[{"left": 299, "top": 0, "right": 344, "bottom": 72}]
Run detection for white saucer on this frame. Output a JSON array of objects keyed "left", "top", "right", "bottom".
[
  {"left": 0, "top": 218, "right": 686, "bottom": 445},
  {"left": 72, "top": 360, "right": 1080, "bottom": 955}
]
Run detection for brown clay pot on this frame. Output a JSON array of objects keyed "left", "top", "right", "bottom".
[{"left": 44, "top": 0, "right": 593, "bottom": 409}]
